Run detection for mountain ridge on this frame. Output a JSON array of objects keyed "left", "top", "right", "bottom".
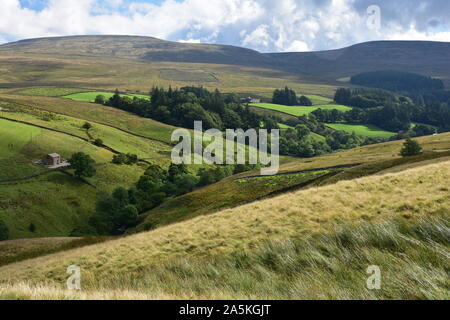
[{"left": 1, "top": 36, "right": 449, "bottom": 85}]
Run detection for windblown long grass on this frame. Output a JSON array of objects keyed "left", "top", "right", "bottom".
[
  {"left": 0, "top": 161, "right": 449, "bottom": 299},
  {"left": 1, "top": 216, "right": 448, "bottom": 300}
]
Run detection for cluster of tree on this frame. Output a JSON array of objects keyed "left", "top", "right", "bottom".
[
  {"left": 280, "top": 125, "right": 330, "bottom": 157},
  {"left": 334, "top": 88, "right": 402, "bottom": 109},
  {"left": 333, "top": 88, "right": 450, "bottom": 133},
  {"left": 272, "top": 87, "right": 312, "bottom": 106},
  {"left": 277, "top": 114, "right": 385, "bottom": 157},
  {"left": 87, "top": 162, "right": 260, "bottom": 235},
  {"left": 97, "top": 87, "right": 277, "bottom": 131},
  {"left": 416, "top": 89, "right": 450, "bottom": 106},
  {"left": 112, "top": 153, "right": 139, "bottom": 165},
  {"left": 350, "top": 70, "right": 444, "bottom": 92}
]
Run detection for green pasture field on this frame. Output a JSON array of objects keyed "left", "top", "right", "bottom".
[
  {"left": 249, "top": 103, "right": 352, "bottom": 116},
  {"left": 0, "top": 106, "right": 173, "bottom": 166},
  {"left": 0, "top": 94, "right": 176, "bottom": 144},
  {"left": 325, "top": 123, "right": 396, "bottom": 138},
  {"left": 63, "top": 91, "right": 150, "bottom": 102},
  {"left": 306, "top": 95, "right": 333, "bottom": 104},
  {"left": 0, "top": 119, "right": 41, "bottom": 158}
]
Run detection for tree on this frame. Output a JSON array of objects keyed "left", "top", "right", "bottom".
[
  {"left": 295, "top": 124, "right": 311, "bottom": 139},
  {"left": 334, "top": 88, "right": 351, "bottom": 105},
  {"left": 272, "top": 87, "right": 298, "bottom": 106},
  {"left": 173, "top": 174, "right": 199, "bottom": 195},
  {"left": 95, "top": 95, "right": 106, "bottom": 104},
  {"left": 298, "top": 95, "right": 312, "bottom": 106},
  {"left": 109, "top": 89, "right": 122, "bottom": 108},
  {"left": 168, "top": 163, "right": 189, "bottom": 182},
  {"left": 400, "top": 138, "right": 423, "bottom": 157},
  {"left": 69, "top": 152, "right": 96, "bottom": 178},
  {"left": 0, "top": 219, "right": 9, "bottom": 241},
  {"left": 82, "top": 122, "right": 92, "bottom": 130},
  {"left": 116, "top": 205, "right": 138, "bottom": 227}
]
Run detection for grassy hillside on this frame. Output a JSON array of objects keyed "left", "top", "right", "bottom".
[
  {"left": 0, "top": 93, "right": 177, "bottom": 144},
  {"left": 0, "top": 101, "right": 173, "bottom": 164},
  {"left": 0, "top": 115, "right": 150, "bottom": 239},
  {"left": 0, "top": 159, "right": 448, "bottom": 299},
  {"left": 133, "top": 132, "right": 450, "bottom": 232}
]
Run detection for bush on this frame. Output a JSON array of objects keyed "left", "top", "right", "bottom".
[
  {"left": 400, "top": 138, "right": 423, "bottom": 157},
  {"left": 95, "top": 95, "right": 106, "bottom": 104},
  {"left": 112, "top": 153, "right": 138, "bottom": 165}
]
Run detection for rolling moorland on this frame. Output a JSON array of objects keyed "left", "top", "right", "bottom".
[{"left": 0, "top": 35, "right": 449, "bottom": 300}]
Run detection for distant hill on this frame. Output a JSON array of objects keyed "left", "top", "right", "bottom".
[
  {"left": 1, "top": 36, "right": 449, "bottom": 85},
  {"left": 0, "top": 35, "right": 275, "bottom": 69},
  {"left": 267, "top": 41, "right": 450, "bottom": 85}
]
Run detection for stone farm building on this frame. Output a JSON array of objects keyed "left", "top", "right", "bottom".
[{"left": 43, "top": 153, "right": 62, "bottom": 166}]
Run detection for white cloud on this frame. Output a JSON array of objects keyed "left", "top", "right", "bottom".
[
  {"left": 0, "top": 0, "right": 449, "bottom": 52},
  {"left": 284, "top": 40, "right": 309, "bottom": 52},
  {"left": 242, "top": 24, "right": 271, "bottom": 49}
]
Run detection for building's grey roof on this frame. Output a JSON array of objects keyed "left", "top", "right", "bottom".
[{"left": 48, "top": 153, "right": 61, "bottom": 158}]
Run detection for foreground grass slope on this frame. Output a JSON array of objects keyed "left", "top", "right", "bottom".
[
  {"left": 0, "top": 160, "right": 449, "bottom": 299},
  {"left": 1, "top": 215, "right": 448, "bottom": 300}
]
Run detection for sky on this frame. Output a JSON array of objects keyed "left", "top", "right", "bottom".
[{"left": 0, "top": 0, "right": 449, "bottom": 52}]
